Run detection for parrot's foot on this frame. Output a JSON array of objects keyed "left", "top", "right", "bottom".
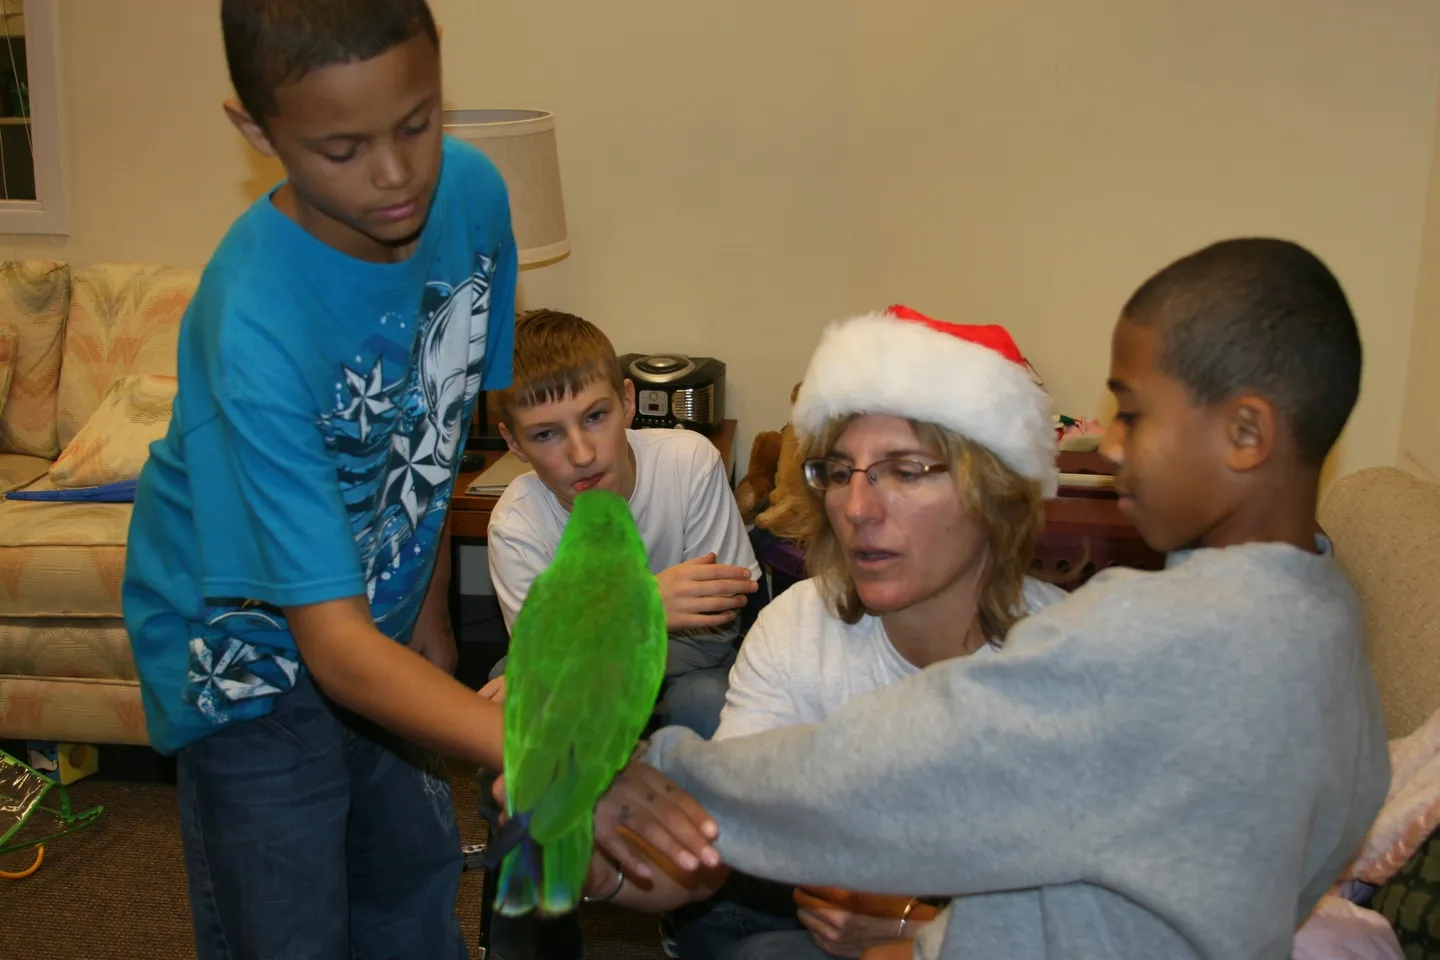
[{"left": 481, "top": 810, "right": 533, "bottom": 872}]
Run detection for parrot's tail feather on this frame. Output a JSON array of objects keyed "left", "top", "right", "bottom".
[
  {"left": 495, "top": 833, "right": 544, "bottom": 917},
  {"left": 539, "top": 821, "right": 594, "bottom": 916}
]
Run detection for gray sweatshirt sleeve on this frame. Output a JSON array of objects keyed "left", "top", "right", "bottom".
[{"left": 646, "top": 612, "right": 1107, "bottom": 897}]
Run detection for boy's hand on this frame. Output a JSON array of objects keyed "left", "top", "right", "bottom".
[
  {"left": 656, "top": 553, "right": 759, "bottom": 630},
  {"left": 497, "top": 760, "right": 722, "bottom": 881},
  {"left": 408, "top": 614, "right": 458, "bottom": 674},
  {"left": 595, "top": 761, "right": 721, "bottom": 880},
  {"left": 489, "top": 763, "right": 720, "bottom": 882},
  {"left": 478, "top": 675, "right": 506, "bottom": 704}
]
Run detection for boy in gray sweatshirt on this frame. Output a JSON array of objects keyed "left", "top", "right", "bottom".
[{"left": 593, "top": 238, "right": 1390, "bottom": 960}]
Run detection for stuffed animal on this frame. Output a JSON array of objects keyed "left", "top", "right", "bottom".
[
  {"left": 734, "top": 429, "right": 782, "bottom": 525},
  {"left": 754, "top": 382, "right": 811, "bottom": 544}
]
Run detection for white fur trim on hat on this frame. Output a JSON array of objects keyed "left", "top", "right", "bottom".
[{"left": 792, "top": 310, "right": 1060, "bottom": 498}]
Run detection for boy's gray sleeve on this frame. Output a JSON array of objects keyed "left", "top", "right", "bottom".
[{"left": 646, "top": 617, "right": 1106, "bottom": 897}]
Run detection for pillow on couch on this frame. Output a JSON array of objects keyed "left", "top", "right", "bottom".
[
  {"left": 48, "top": 373, "right": 177, "bottom": 488},
  {"left": 0, "top": 322, "right": 14, "bottom": 419}
]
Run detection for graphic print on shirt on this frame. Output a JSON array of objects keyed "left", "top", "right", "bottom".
[{"left": 183, "top": 249, "right": 498, "bottom": 723}]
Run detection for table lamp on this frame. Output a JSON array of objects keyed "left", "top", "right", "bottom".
[{"left": 444, "top": 109, "right": 570, "bottom": 458}]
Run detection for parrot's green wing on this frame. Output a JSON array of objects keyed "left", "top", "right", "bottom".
[{"left": 496, "top": 489, "right": 667, "bottom": 917}]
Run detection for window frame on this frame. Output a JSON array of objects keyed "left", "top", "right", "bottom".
[{"left": 0, "top": 0, "right": 67, "bottom": 235}]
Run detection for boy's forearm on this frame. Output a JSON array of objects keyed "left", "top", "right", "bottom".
[
  {"left": 643, "top": 643, "right": 1101, "bottom": 897},
  {"left": 288, "top": 596, "right": 504, "bottom": 769},
  {"left": 419, "top": 513, "right": 454, "bottom": 626}
]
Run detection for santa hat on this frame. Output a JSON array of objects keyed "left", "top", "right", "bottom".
[{"left": 792, "top": 304, "right": 1059, "bottom": 498}]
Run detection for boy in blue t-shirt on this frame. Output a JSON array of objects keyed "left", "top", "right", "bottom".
[{"left": 122, "top": 2, "right": 515, "bottom": 956}]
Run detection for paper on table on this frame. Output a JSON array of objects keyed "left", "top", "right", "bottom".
[
  {"left": 466, "top": 451, "right": 532, "bottom": 495},
  {"left": 1057, "top": 473, "right": 1114, "bottom": 489}
]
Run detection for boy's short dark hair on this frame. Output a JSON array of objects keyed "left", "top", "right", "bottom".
[
  {"left": 494, "top": 310, "right": 627, "bottom": 429},
  {"left": 221, "top": 0, "right": 439, "bottom": 125},
  {"left": 1122, "top": 237, "right": 1362, "bottom": 467}
]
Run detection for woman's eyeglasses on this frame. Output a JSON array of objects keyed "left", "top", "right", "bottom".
[{"left": 801, "top": 457, "right": 950, "bottom": 495}]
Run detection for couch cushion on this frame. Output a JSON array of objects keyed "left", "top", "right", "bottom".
[
  {"left": 0, "top": 452, "right": 49, "bottom": 494},
  {"left": 50, "top": 373, "right": 176, "bottom": 488},
  {"left": 0, "top": 261, "right": 71, "bottom": 458},
  {"left": 0, "top": 478, "right": 130, "bottom": 617},
  {"left": 1320, "top": 466, "right": 1440, "bottom": 738},
  {"left": 56, "top": 263, "right": 197, "bottom": 449},
  {"left": 0, "top": 675, "right": 148, "bottom": 745},
  {"left": 0, "top": 618, "right": 137, "bottom": 681}
]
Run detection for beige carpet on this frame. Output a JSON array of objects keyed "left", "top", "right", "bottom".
[{"left": 2, "top": 762, "right": 663, "bottom": 960}]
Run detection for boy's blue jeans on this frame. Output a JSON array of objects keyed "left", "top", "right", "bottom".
[{"left": 177, "top": 673, "right": 467, "bottom": 960}]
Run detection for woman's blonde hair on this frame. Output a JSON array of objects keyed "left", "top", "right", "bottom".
[{"left": 797, "top": 416, "right": 1044, "bottom": 639}]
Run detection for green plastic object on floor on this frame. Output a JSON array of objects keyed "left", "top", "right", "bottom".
[{"left": 0, "top": 748, "right": 104, "bottom": 859}]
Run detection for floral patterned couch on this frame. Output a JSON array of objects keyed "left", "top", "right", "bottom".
[{"left": 0, "top": 261, "right": 198, "bottom": 746}]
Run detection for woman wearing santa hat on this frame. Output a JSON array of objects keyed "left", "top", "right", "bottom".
[{"left": 587, "top": 304, "right": 1067, "bottom": 960}]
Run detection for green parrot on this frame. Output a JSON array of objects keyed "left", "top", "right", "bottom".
[{"left": 493, "top": 488, "right": 668, "bottom": 917}]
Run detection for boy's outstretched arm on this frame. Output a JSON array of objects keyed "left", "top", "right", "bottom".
[
  {"left": 623, "top": 616, "right": 1109, "bottom": 899},
  {"left": 287, "top": 596, "right": 503, "bottom": 769}
]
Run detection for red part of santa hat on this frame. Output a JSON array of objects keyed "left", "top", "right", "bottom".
[{"left": 792, "top": 304, "right": 1059, "bottom": 498}]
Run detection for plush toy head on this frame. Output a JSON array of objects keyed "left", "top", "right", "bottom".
[
  {"left": 735, "top": 430, "right": 782, "bottom": 525},
  {"left": 755, "top": 381, "right": 810, "bottom": 543}
]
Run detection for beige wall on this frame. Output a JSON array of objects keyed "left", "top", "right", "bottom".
[
  {"left": 437, "top": 0, "right": 854, "bottom": 452},
  {"left": 1399, "top": 92, "right": 1440, "bottom": 483},
  {"left": 0, "top": 1, "right": 282, "bottom": 267},
  {"left": 849, "top": 0, "right": 1440, "bottom": 483},
  {"left": 2, "top": 1, "right": 1438, "bottom": 484}
]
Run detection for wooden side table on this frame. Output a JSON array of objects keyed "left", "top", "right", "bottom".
[{"left": 1033, "top": 451, "right": 1165, "bottom": 589}]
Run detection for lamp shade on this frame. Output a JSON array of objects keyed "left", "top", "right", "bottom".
[{"left": 443, "top": 108, "right": 569, "bottom": 267}]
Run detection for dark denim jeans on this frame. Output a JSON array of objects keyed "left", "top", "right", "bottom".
[
  {"left": 177, "top": 674, "right": 467, "bottom": 960},
  {"left": 670, "top": 875, "right": 804, "bottom": 960}
]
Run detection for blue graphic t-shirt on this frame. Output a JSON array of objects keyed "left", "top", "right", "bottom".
[{"left": 123, "top": 136, "right": 518, "bottom": 754}]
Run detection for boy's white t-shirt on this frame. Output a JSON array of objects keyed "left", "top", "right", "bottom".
[
  {"left": 715, "top": 576, "right": 1067, "bottom": 740},
  {"left": 488, "top": 427, "right": 761, "bottom": 675}
]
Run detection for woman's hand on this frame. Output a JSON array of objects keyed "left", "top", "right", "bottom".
[
  {"left": 795, "top": 905, "right": 910, "bottom": 958},
  {"left": 793, "top": 887, "right": 935, "bottom": 958}
]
